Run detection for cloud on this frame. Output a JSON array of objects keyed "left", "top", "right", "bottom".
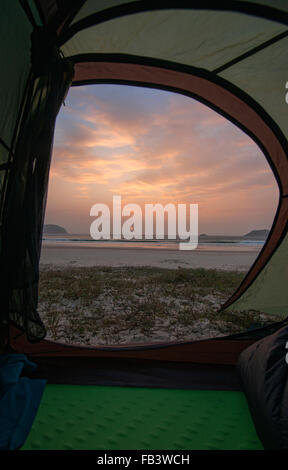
[{"left": 46, "top": 85, "right": 278, "bottom": 234}]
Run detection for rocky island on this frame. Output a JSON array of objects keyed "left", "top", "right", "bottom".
[
  {"left": 43, "top": 224, "right": 67, "bottom": 235},
  {"left": 243, "top": 229, "right": 269, "bottom": 239}
]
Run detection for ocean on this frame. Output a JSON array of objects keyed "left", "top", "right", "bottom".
[{"left": 42, "top": 234, "right": 265, "bottom": 251}]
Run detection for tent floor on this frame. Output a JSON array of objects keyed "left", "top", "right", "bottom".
[{"left": 21, "top": 385, "right": 263, "bottom": 450}]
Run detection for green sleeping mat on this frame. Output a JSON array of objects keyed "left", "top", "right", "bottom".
[{"left": 21, "top": 385, "right": 263, "bottom": 450}]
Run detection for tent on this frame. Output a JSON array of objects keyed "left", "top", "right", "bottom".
[{"left": 0, "top": 0, "right": 288, "bottom": 450}]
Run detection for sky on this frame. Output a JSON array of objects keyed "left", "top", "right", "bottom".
[{"left": 44, "top": 84, "right": 279, "bottom": 236}]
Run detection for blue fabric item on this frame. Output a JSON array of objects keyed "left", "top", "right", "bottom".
[{"left": 0, "top": 353, "right": 46, "bottom": 450}]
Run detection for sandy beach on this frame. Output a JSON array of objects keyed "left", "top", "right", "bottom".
[
  {"left": 40, "top": 243, "right": 261, "bottom": 271},
  {"left": 38, "top": 241, "right": 272, "bottom": 347},
  {"left": 37, "top": 241, "right": 282, "bottom": 349}
]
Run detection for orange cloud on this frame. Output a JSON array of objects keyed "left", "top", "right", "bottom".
[{"left": 46, "top": 85, "right": 278, "bottom": 234}]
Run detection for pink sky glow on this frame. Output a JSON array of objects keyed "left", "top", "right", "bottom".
[{"left": 45, "top": 84, "right": 279, "bottom": 236}]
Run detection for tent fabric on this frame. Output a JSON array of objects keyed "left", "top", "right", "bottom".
[
  {"left": 10, "top": 320, "right": 288, "bottom": 365},
  {"left": 0, "top": 23, "right": 74, "bottom": 342},
  {"left": 226, "top": 224, "right": 288, "bottom": 315},
  {"left": 22, "top": 356, "right": 243, "bottom": 390},
  {"left": 0, "top": 1, "right": 31, "bottom": 158},
  {"left": 0, "top": 1, "right": 33, "bottom": 238},
  {"left": 0, "top": 1, "right": 287, "bottom": 345},
  {"left": 237, "top": 324, "right": 288, "bottom": 449}
]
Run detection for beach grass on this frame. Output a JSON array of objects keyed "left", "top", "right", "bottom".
[{"left": 38, "top": 266, "right": 280, "bottom": 346}]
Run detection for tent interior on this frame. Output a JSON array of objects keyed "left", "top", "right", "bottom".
[{"left": 1, "top": 0, "right": 288, "bottom": 451}]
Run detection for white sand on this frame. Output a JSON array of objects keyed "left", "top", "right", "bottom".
[
  {"left": 40, "top": 243, "right": 261, "bottom": 271},
  {"left": 39, "top": 244, "right": 272, "bottom": 346}
]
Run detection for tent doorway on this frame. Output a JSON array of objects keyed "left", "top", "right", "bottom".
[{"left": 39, "top": 83, "right": 279, "bottom": 349}]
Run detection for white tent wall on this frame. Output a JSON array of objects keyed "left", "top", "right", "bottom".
[
  {"left": 62, "top": 10, "right": 287, "bottom": 71},
  {"left": 69, "top": 0, "right": 288, "bottom": 27},
  {"left": 225, "top": 230, "right": 288, "bottom": 316}
]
